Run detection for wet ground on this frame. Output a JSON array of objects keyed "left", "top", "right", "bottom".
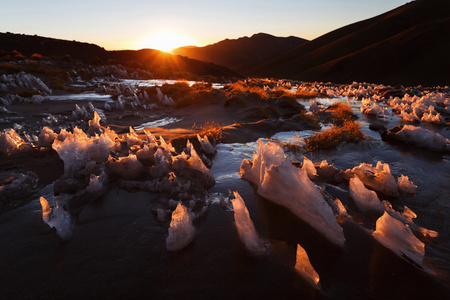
[{"left": 1, "top": 83, "right": 450, "bottom": 299}]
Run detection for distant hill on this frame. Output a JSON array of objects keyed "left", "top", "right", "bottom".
[
  {"left": 0, "top": 32, "right": 240, "bottom": 79},
  {"left": 250, "top": 0, "right": 450, "bottom": 86},
  {"left": 173, "top": 33, "right": 308, "bottom": 74}
]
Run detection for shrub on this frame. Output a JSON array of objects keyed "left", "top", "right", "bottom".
[
  {"left": 304, "top": 120, "right": 364, "bottom": 151},
  {"left": 193, "top": 121, "right": 223, "bottom": 142},
  {"left": 31, "top": 53, "right": 43, "bottom": 61}
]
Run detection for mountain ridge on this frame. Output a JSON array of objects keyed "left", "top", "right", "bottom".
[
  {"left": 249, "top": 0, "right": 450, "bottom": 86},
  {"left": 0, "top": 32, "right": 241, "bottom": 79},
  {"left": 173, "top": 33, "right": 308, "bottom": 74}
]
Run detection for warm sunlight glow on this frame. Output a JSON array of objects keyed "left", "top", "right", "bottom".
[{"left": 137, "top": 32, "right": 194, "bottom": 52}]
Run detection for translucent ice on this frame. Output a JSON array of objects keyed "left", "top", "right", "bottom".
[
  {"left": 372, "top": 212, "right": 427, "bottom": 270},
  {"left": 166, "top": 203, "right": 196, "bottom": 251},
  {"left": 52, "top": 127, "right": 118, "bottom": 174},
  {"left": 37, "top": 127, "right": 57, "bottom": 147},
  {"left": 0, "top": 128, "right": 31, "bottom": 155},
  {"left": 241, "top": 141, "right": 345, "bottom": 247},
  {"left": 302, "top": 156, "right": 317, "bottom": 180},
  {"left": 197, "top": 134, "right": 215, "bottom": 155},
  {"left": 40, "top": 196, "right": 74, "bottom": 241},
  {"left": 349, "top": 175, "right": 383, "bottom": 212},
  {"left": 232, "top": 191, "right": 266, "bottom": 257},
  {"left": 394, "top": 125, "right": 449, "bottom": 152},
  {"left": 295, "top": 244, "right": 321, "bottom": 289},
  {"left": 186, "top": 140, "right": 215, "bottom": 187},
  {"left": 397, "top": 175, "right": 417, "bottom": 194},
  {"left": 345, "top": 161, "right": 399, "bottom": 197}
]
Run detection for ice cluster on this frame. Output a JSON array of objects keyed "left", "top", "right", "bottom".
[
  {"left": 344, "top": 161, "right": 399, "bottom": 197},
  {"left": 372, "top": 212, "right": 428, "bottom": 271},
  {"left": 240, "top": 140, "right": 345, "bottom": 247},
  {"left": 231, "top": 191, "right": 266, "bottom": 257},
  {"left": 0, "top": 72, "right": 51, "bottom": 105}
]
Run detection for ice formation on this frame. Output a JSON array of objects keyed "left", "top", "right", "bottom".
[
  {"left": 231, "top": 191, "right": 266, "bottom": 257},
  {"left": 40, "top": 196, "right": 74, "bottom": 240},
  {"left": 393, "top": 125, "right": 449, "bottom": 152},
  {"left": 397, "top": 175, "right": 417, "bottom": 194},
  {"left": 0, "top": 128, "right": 31, "bottom": 155},
  {"left": 302, "top": 156, "right": 317, "bottom": 180},
  {"left": 197, "top": 134, "right": 215, "bottom": 155},
  {"left": 382, "top": 202, "right": 438, "bottom": 239},
  {"left": 240, "top": 140, "right": 345, "bottom": 247},
  {"left": 420, "top": 106, "right": 445, "bottom": 125},
  {"left": 107, "top": 154, "right": 145, "bottom": 179},
  {"left": 372, "top": 212, "right": 427, "bottom": 270},
  {"left": 166, "top": 203, "right": 196, "bottom": 251},
  {"left": 52, "top": 127, "right": 118, "bottom": 174},
  {"left": 360, "top": 99, "right": 388, "bottom": 116},
  {"left": 87, "top": 111, "right": 103, "bottom": 135},
  {"left": 185, "top": 140, "right": 215, "bottom": 188},
  {"left": 86, "top": 169, "right": 108, "bottom": 194},
  {"left": 345, "top": 161, "right": 399, "bottom": 197},
  {"left": 349, "top": 175, "right": 383, "bottom": 213},
  {"left": 295, "top": 244, "right": 321, "bottom": 289},
  {"left": 156, "top": 87, "right": 175, "bottom": 106},
  {"left": 37, "top": 127, "right": 57, "bottom": 147}
]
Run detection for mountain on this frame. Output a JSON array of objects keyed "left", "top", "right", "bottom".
[
  {"left": 173, "top": 33, "right": 308, "bottom": 74},
  {"left": 0, "top": 32, "right": 240, "bottom": 79},
  {"left": 250, "top": 0, "right": 450, "bottom": 86}
]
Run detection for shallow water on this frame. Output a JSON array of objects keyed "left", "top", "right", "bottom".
[
  {"left": 133, "top": 117, "right": 182, "bottom": 131},
  {"left": 1, "top": 96, "right": 450, "bottom": 299},
  {"left": 44, "top": 93, "right": 114, "bottom": 102}
]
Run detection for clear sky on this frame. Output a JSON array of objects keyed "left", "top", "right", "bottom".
[{"left": 0, "top": 0, "right": 409, "bottom": 51}]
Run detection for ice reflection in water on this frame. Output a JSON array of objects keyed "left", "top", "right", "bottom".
[
  {"left": 133, "top": 117, "right": 181, "bottom": 130},
  {"left": 44, "top": 93, "right": 114, "bottom": 102}
]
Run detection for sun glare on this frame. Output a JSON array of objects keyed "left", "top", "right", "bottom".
[{"left": 137, "top": 32, "right": 194, "bottom": 52}]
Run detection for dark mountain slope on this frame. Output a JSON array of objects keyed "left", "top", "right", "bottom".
[
  {"left": 173, "top": 33, "right": 308, "bottom": 74},
  {"left": 0, "top": 32, "right": 240, "bottom": 79},
  {"left": 250, "top": 0, "right": 450, "bottom": 86}
]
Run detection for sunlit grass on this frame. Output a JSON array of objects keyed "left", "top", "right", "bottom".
[
  {"left": 304, "top": 120, "right": 364, "bottom": 151},
  {"left": 193, "top": 121, "right": 223, "bottom": 142}
]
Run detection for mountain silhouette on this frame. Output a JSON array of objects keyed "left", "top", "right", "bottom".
[
  {"left": 249, "top": 0, "right": 450, "bottom": 86},
  {"left": 0, "top": 32, "right": 240, "bottom": 79},
  {"left": 173, "top": 33, "right": 307, "bottom": 74}
]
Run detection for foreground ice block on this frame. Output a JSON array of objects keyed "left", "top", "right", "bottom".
[
  {"left": 166, "top": 203, "right": 196, "bottom": 251},
  {"left": 232, "top": 191, "right": 266, "bottom": 257},
  {"left": 40, "top": 196, "right": 74, "bottom": 241},
  {"left": 372, "top": 212, "right": 428, "bottom": 271},
  {"left": 241, "top": 141, "right": 345, "bottom": 247},
  {"left": 345, "top": 161, "right": 399, "bottom": 197},
  {"left": 295, "top": 244, "right": 321, "bottom": 289},
  {"left": 390, "top": 125, "right": 449, "bottom": 152},
  {"left": 349, "top": 175, "right": 383, "bottom": 213}
]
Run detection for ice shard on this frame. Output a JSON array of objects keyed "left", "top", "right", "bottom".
[{"left": 232, "top": 191, "right": 266, "bottom": 257}]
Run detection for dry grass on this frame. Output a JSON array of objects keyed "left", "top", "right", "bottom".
[
  {"left": 193, "top": 121, "right": 223, "bottom": 142},
  {"left": 328, "top": 102, "right": 355, "bottom": 125},
  {"left": 304, "top": 120, "right": 364, "bottom": 151},
  {"left": 294, "top": 89, "right": 324, "bottom": 99}
]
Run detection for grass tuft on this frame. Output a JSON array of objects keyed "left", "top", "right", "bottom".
[{"left": 304, "top": 120, "right": 364, "bottom": 151}]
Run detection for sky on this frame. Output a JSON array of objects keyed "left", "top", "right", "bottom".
[{"left": 0, "top": 0, "right": 409, "bottom": 51}]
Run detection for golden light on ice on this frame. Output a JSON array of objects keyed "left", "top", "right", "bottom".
[
  {"left": 295, "top": 244, "right": 321, "bottom": 289},
  {"left": 137, "top": 31, "right": 194, "bottom": 52}
]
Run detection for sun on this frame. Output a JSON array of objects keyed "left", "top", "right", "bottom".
[{"left": 137, "top": 32, "right": 194, "bottom": 52}]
